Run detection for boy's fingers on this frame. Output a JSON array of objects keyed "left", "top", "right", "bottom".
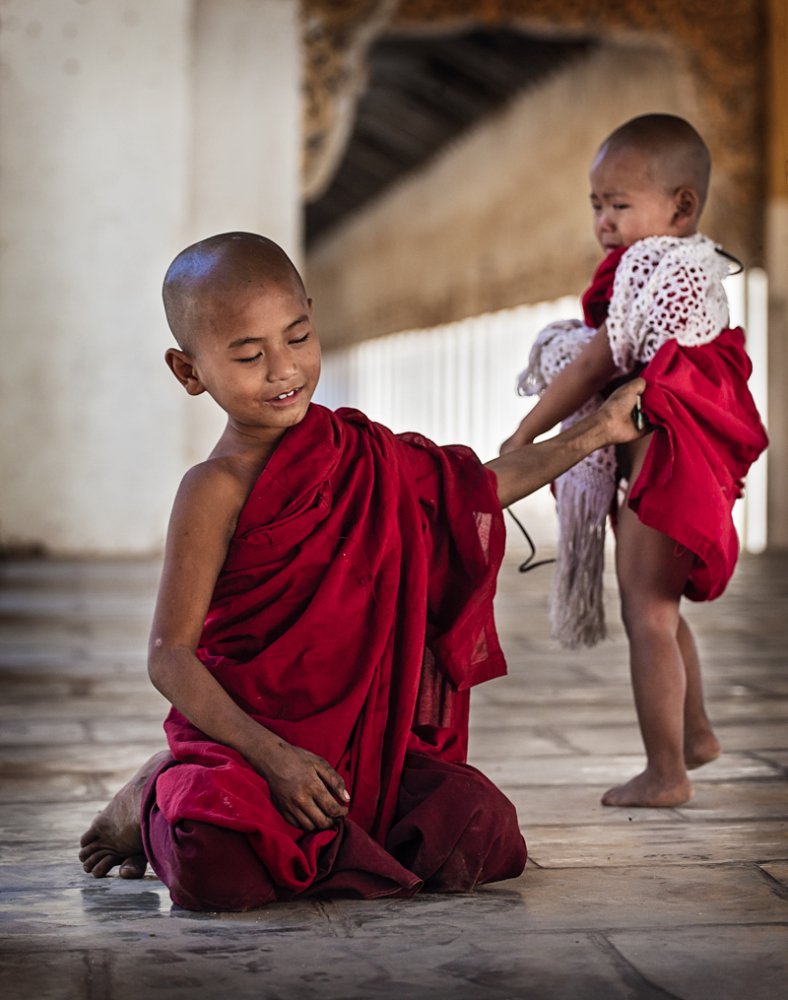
[
  {"left": 285, "top": 779, "right": 346, "bottom": 832},
  {"left": 310, "top": 784, "right": 348, "bottom": 826},
  {"left": 288, "top": 804, "right": 317, "bottom": 832},
  {"left": 316, "top": 760, "right": 351, "bottom": 803}
]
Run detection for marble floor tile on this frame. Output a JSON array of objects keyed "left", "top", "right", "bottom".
[
  {"left": 759, "top": 860, "right": 788, "bottom": 887},
  {"left": 674, "top": 780, "right": 788, "bottom": 820},
  {"left": 526, "top": 819, "right": 788, "bottom": 868},
  {"left": 479, "top": 751, "right": 782, "bottom": 788},
  {"left": 608, "top": 925, "right": 788, "bottom": 1000},
  {"left": 563, "top": 719, "right": 788, "bottom": 756},
  {"left": 1, "top": 553, "right": 786, "bottom": 1000}
]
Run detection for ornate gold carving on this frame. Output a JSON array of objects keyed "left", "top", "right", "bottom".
[
  {"left": 391, "top": 0, "right": 766, "bottom": 261},
  {"left": 301, "top": 0, "right": 398, "bottom": 200},
  {"left": 302, "top": 0, "right": 765, "bottom": 258}
]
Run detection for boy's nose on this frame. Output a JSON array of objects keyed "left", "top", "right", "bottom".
[{"left": 266, "top": 347, "right": 297, "bottom": 380}]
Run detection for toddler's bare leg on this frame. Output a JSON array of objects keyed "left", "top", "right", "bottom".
[
  {"left": 602, "top": 436, "right": 694, "bottom": 807},
  {"left": 678, "top": 615, "right": 721, "bottom": 768}
]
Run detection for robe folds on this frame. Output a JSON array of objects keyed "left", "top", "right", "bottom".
[
  {"left": 631, "top": 328, "right": 767, "bottom": 601},
  {"left": 145, "top": 404, "right": 525, "bottom": 904}
]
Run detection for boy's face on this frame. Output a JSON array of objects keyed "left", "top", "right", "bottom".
[
  {"left": 179, "top": 277, "right": 321, "bottom": 441},
  {"left": 589, "top": 145, "right": 687, "bottom": 253}
]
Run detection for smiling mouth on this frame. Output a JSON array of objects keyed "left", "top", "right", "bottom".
[{"left": 270, "top": 387, "right": 300, "bottom": 402}]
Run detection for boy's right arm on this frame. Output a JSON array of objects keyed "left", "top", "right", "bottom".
[
  {"left": 500, "top": 324, "right": 619, "bottom": 453},
  {"left": 148, "top": 464, "right": 349, "bottom": 831}
]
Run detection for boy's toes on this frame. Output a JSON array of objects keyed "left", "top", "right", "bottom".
[{"left": 119, "top": 854, "right": 147, "bottom": 879}]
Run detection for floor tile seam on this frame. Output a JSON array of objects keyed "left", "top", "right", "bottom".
[
  {"left": 589, "top": 932, "right": 685, "bottom": 1000},
  {"left": 0, "top": 797, "right": 120, "bottom": 806},
  {"left": 527, "top": 859, "right": 788, "bottom": 872},
  {"left": 0, "top": 739, "right": 166, "bottom": 753},
  {"left": 0, "top": 780, "right": 111, "bottom": 798},
  {"left": 1, "top": 922, "right": 787, "bottom": 948},
  {"left": 497, "top": 773, "right": 787, "bottom": 788},
  {"left": 749, "top": 750, "right": 788, "bottom": 772},
  {"left": 755, "top": 863, "right": 788, "bottom": 900},
  {"left": 518, "top": 816, "right": 788, "bottom": 828},
  {"left": 527, "top": 856, "right": 788, "bottom": 867}
]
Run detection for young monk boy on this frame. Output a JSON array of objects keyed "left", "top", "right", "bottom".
[{"left": 79, "top": 232, "right": 644, "bottom": 911}]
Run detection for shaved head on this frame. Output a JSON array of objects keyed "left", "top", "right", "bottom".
[
  {"left": 597, "top": 114, "right": 711, "bottom": 211},
  {"left": 162, "top": 232, "right": 306, "bottom": 354}
]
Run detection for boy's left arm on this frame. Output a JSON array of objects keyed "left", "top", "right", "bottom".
[{"left": 489, "top": 377, "right": 645, "bottom": 508}]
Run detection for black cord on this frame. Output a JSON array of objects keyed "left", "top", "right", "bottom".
[
  {"left": 506, "top": 507, "right": 556, "bottom": 573},
  {"left": 715, "top": 246, "right": 744, "bottom": 276}
]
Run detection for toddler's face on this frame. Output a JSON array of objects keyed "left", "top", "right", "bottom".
[{"left": 589, "top": 145, "right": 684, "bottom": 253}]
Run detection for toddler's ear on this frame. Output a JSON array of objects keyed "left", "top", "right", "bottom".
[
  {"left": 165, "top": 348, "right": 206, "bottom": 396},
  {"left": 673, "top": 186, "right": 700, "bottom": 227}
]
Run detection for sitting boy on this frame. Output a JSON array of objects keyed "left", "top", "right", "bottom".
[{"left": 79, "top": 232, "right": 644, "bottom": 911}]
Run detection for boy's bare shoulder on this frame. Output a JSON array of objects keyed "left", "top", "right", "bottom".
[{"left": 171, "top": 454, "right": 264, "bottom": 540}]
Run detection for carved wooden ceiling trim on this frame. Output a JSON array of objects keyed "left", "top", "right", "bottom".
[
  {"left": 303, "top": 0, "right": 766, "bottom": 257},
  {"left": 302, "top": 0, "right": 398, "bottom": 200}
]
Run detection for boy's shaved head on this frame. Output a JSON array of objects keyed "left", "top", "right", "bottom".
[
  {"left": 597, "top": 114, "right": 711, "bottom": 210},
  {"left": 163, "top": 232, "right": 306, "bottom": 353}
]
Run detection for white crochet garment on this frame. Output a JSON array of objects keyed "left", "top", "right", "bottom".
[
  {"left": 607, "top": 234, "right": 730, "bottom": 370},
  {"left": 518, "top": 234, "right": 731, "bottom": 648}
]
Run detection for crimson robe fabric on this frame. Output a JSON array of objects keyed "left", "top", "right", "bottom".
[
  {"left": 582, "top": 246, "right": 627, "bottom": 329},
  {"left": 583, "top": 251, "right": 768, "bottom": 600},
  {"left": 148, "top": 404, "right": 521, "bottom": 900}
]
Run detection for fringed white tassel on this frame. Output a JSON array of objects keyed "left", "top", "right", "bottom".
[
  {"left": 518, "top": 319, "right": 618, "bottom": 649},
  {"left": 550, "top": 461, "right": 614, "bottom": 648}
]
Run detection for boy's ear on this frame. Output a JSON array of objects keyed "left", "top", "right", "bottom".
[
  {"left": 165, "top": 348, "right": 206, "bottom": 396},
  {"left": 672, "top": 186, "right": 700, "bottom": 228}
]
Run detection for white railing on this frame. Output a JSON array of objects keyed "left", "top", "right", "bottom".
[{"left": 316, "top": 273, "right": 768, "bottom": 553}]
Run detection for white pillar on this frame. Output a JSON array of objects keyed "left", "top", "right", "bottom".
[
  {"left": 0, "top": 0, "right": 302, "bottom": 554},
  {"left": 181, "top": 0, "right": 303, "bottom": 462}
]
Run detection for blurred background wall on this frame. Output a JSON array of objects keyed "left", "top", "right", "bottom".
[{"left": 0, "top": 0, "right": 784, "bottom": 555}]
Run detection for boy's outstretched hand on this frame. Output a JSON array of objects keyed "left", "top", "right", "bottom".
[
  {"left": 488, "top": 377, "right": 649, "bottom": 509},
  {"left": 599, "top": 377, "right": 649, "bottom": 445},
  {"left": 260, "top": 740, "right": 351, "bottom": 832}
]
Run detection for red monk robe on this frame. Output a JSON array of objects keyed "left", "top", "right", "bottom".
[
  {"left": 581, "top": 249, "right": 768, "bottom": 602},
  {"left": 141, "top": 404, "right": 526, "bottom": 911}
]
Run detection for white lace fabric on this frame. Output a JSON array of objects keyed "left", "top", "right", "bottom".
[
  {"left": 606, "top": 234, "right": 731, "bottom": 372},
  {"left": 518, "top": 320, "right": 616, "bottom": 648}
]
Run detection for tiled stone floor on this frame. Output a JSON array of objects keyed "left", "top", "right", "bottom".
[{"left": 0, "top": 548, "right": 786, "bottom": 999}]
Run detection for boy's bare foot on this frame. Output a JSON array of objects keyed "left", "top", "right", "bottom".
[
  {"left": 601, "top": 768, "right": 693, "bottom": 808},
  {"left": 79, "top": 750, "right": 170, "bottom": 878},
  {"left": 684, "top": 731, "right": 721, "bottom": 770}
]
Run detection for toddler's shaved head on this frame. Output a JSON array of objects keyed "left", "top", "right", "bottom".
[{"left": 597, "top": 114, "right": 711, "bottom": 211}]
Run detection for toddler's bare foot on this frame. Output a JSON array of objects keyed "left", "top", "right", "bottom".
[
  {"left": 601, "top": 768, "right": 693, "bottom": 808},
  {"left": 684, "top": 730, "right": 721, "bottom": 770},
  {"left": 79, "top": 750, "right": 170, "bottom": 878}
]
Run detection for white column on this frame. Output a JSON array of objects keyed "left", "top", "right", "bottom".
[
  {"left": 0, "top": 0, "right": 302, "bottom": 554},
  {"left": 181, "top": 0, "right": 303, "bottom": 461}
]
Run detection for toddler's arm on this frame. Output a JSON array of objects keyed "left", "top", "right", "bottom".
[
  {"left": 148, "top": 462, "right": 350, "bottom": 831},
  {"left": 500, "top": 325, "right": 618, "bottom": 453}
]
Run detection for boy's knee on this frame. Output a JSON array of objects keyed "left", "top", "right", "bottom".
[
  {"left": 150, "top": 813, "right": 277, "bottom": 911},
  {"left": 392, "top": 756, "right": 526, "bottom": 891}
]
